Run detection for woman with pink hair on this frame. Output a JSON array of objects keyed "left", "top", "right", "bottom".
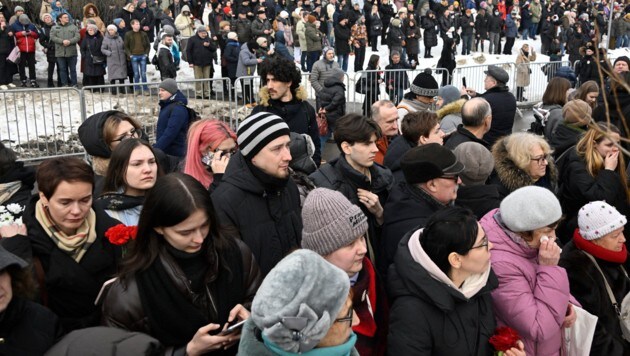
[{"left": 184, "top": 119, "right": 237, "bottom": 190}]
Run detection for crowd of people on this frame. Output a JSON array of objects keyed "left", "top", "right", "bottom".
[{"left": 0, "top": 36, "right": 629, "bottom": 354}]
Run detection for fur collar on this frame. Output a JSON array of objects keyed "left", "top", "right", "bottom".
[
  {"left": 436, "top": 98, "right": 466, "bottom": 120},
  {"left": 492, "top": 136, "right": 558, "bottom": 192},
  {"left": 258, "top": 86, "right": 308, "bottom": 106}
]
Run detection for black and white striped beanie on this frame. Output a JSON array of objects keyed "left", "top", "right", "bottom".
[{"left": 237, "top": 112, "right": 290, "bottom": 159}]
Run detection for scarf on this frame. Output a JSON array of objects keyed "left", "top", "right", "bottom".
[
  {"left": 262, "top": 332, "right": 357, "bottom": 356},
  {"left": 408, "top": 229, "right": 491, "bottom": 299},
  {"left": 246, "top": 159, "right": 290, "bottom": 190},
  {"left": 0, "top": 181, "right": 21, "bottom": 205},
  {"left": 35, "top": 199, "right": 97, "bottom": 263},
  {"left": 573, "top": 229, "right": 628, "bottom": 264}
]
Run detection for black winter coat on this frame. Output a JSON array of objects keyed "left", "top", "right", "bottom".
[
  {"left": 0, "top": 297, "right": 62, "bottom": 355},
  {"left": 1, "top": 195, "right": 121, "bottom": 332},
  {"left": 479, "top": 85, "right": 517, "bottom": 147},
  {"left": 404, "top": 25, "right": 421, "bottom": 55},
  {"left": 368, "top": 13, "right": 383, "bottom": 37},
  {"left": 559, "top": 242, "right": 630, "bottom": 356},
  {"left": 459, "top": 14, "right": 475, "bottom": 35},
  {"left": 386, "top": 25, "right": 404, "bottom": 48},
  {"left": 548, "top": 123, "right": 584, "bottom": 159},
  {"left": 310, "top": 155, "right": 394, "bottom": 270},
  {"left": 384, "top": 61, "right": 411, "bottom": 91},
  {"left": 157, "top": 45, "right": 177, "bottom": 79},
  {"left": 387, "top": 232, "right": 498, "bottom": 355},
  {"left": 455, "top": 184, "right": 501, "bottom": 219},
  {"left": 39, "top": 23, "right": 57, "bottom": 62},
  {"left": 557, "top": 148, "right": 630, "bottom": 242},
  {"left": 80, "top": 33, "right": 106, "bottom": 77},
  {"left": 488, "top": 14, "right": 503, "bottom": 33},
  {"left": 422, "top": 16, "right": 438, "bottom": 47},
  {"left": 223, "top": 40, "right": 240, "bottom": 79},
  {"left": 133, "top": 8, "right": 155, "bottom": 41},
  {"left": 475, "top": 13, "right": 490, "bottom": 38},
  {"left": 211, "top": 153, "right": 302, "bottom": 277},
  {"left": 444, "top": 125, "right": 491, "bottom": 150},
  {"left": 378, "top": 3, "right": 395, "bottom": 26},
  {"left": 382, "top": 182, "right": 447, "bottom": 269},
  {"left": 186, "top": 33, "right": 217, "bottom": 67},
  {"left": 576, "top": 54, "right": 608, "bottom": 85},
  {"left": 383, "top": 135, "right": 415, "bottom": 183},
  {"left": 438, "top": 16, "right": 454, "bottom": 36},
  {"left": 334, "top": 23, "right": 351, "bottom": 55},
  {"left": 318, "top": 75, "right": 346, "bottom": 129}
]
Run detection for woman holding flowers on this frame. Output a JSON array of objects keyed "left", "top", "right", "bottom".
[
  {"left": 103, "top": 173, "right": 261, "bottom": 355},
  {"left": 95, "top": 139, "right": 162, "bottom": 226},
  {"left": 0, "top": 157, "right": 121, "bottom": 332}
]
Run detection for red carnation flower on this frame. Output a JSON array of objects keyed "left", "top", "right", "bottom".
[
  {"left": 105, "top": 224, "right": 138, "bottom": 246},
  {"left": 489, "top": 326, "right": 521, "bottom": 352}
]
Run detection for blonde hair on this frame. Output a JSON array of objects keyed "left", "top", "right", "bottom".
[
  {"left": 505, "top": 132, "right": 552, "bottom": 171},
  {"left": 576, "top": 123, "right": 630, "bottom": 199}
]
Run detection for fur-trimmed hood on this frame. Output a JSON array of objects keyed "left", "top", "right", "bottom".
[
  {"left": 83, "top": 3, "right": 100, "bottom": 17},
  {"left": 436, "top": 98, "right": 466, "bottom": 120},
  {"left": 257, "top": 86, "right": 308, "bottom": 106},
  {"left": 492, "top": 136, "right": 558, "bottom": 193}
]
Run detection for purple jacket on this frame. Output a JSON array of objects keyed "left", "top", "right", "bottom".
[{"left": 480, "top": 208, "right": 576, "bottom": 356}]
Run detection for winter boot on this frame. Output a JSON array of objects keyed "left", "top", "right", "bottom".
[
  {"left": 21, "top": 80, "right": 28, "bottom": 88},
  {"left": 30, "top": 80, "right": 39, "bottom": 88}
]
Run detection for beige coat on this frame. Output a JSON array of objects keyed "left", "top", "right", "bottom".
[
  {"left": 174, "top": 6, "right": 195, "bottom": 37},
  {"left": 515, "top": 47, "right": 536, "bottom": 87}
]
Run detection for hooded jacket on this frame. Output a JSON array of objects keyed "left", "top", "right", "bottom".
[
  {"left": 387, "top": 230, "right": 498, "bottom": 355},
  {"left": 489, "top": 135, "right": 558, "bottom": 199},
  {"left": 82, "top": 3, "right": 106, "bottom": 34},
  {"left": 317, "top": 75, "right": 346, "bottom": 128},
  {"left": 211, "top": 153, "right": 302, "bottom": 277},
  {"left": 480, "top": 209, "right": 575, "bottom": 356},
  {"left": 155, "top": 90, "right": 189, "bottom": 157},
  {"left": 436, "top": 98, "right": 465, "bottom": 135},
  {"left": 157, "top": 43, "right": 177, "bottom": 79},
  {"left": 235, "top": 42, "right": 258, "bottom": 77}
]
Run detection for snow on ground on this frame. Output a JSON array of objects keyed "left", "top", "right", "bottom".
[{"left": 1, "top": 34, "right": 628, "bottom": 160}]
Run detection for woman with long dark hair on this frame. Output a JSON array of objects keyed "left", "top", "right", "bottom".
[
  {"left": 362, "top": 54, "right": 383, "bottom": 116},
  {"left": 103, "top": 173, "right": 261, "bottom": 355}
]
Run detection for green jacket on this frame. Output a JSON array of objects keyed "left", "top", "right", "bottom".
[
  {"left": 305, "top": 22, "right": 322, "bottom": 53},
  {"left": 50, "top": 22, "right": 80, "bottom": 57},
  {"left": 123, "top": 31, "right": 150, "bottom": 58},
  {"left": 530, "top": 2, "right": 542, "bottom": 23}
]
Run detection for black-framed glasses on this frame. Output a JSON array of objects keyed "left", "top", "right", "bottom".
[
  {"left": 113, "top": 128, "right": 141, "bottom": 142},
  {"left": 335, "top": 308, "right": 353, "bottom": 324},
  {"left": 439, "top": 174, "right": 459, "bottom": 183},
  {"left": 470, "top": 235, "right": 489, "bottom": 251},
  {"left": 530, "top": 154, "right": 550, "bottom": 165}
]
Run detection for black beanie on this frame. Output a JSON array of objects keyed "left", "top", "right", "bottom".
[{"left": 410, "top": 69, "right": 439, "bottom": 97}]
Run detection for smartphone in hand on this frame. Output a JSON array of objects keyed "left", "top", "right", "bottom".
[
  {"left": 217, "top": 319, "right": 247, "bottom": 336},
  {"left": 462, "top": 77, "right": 467, "bottom": 88}
]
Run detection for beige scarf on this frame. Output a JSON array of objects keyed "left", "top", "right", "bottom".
[{"left": 35, "top": 199, "right": 97, "bottom": 263}]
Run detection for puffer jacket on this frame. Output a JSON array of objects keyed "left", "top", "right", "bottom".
[
  {"left": 317, "top": 75, "right": 346, "bottom": 129},
  {"left": 422, "top": 15, "right": 438, "bottom": 47},
  {"left": 50, "top": 21, "right": 80, "bottom": 57},
  {"left": 305, "top": 21, "right": 322, "bottom": 53},
  {"left": 489, "top": 135, "right": 558, "bottom": 199},
  {"left": 480, "top": 209, "right": 574, "bottom": 356},
  {"left": 235, "top": 18, "right": 252, "bottom": 43},
  {"left": 102, "top": 238, "right": 261, "bottom": 344},
  {"left": 155, "top": 90, "right": 189, "bottom": 157},
  {"left": 211, "top": 153, "right": 302, "bottom": 277},
  {"left": 235, "top": 43, "right": 258, "bottom": 77},
  {"left": 388, "top": 229, "right": 498, "bottom": 355},
  {"left": 310, "top": 58, "right": 341, "bottom": 92},
  {"left": 223, "top": 39, "right": 240, "bottom": 78},
  {"left": 11, "top": 22, "right": 39, "bottom": 53}
]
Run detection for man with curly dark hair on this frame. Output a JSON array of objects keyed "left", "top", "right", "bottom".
[{"left": 252, "top": 56, "right": 321, "bottom": 165}]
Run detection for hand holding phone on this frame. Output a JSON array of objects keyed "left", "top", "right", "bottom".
[
  {"left": 462, "top": 77, "right": 467, "bottom": 88},
  {"left": 218, "top": 319, "right": 247, "bottom": 336}
]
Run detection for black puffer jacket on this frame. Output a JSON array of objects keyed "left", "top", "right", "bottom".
[
  {"left": 387, "top": 230, "right": 498, "bottom": 355},
  {"left": 0, "top": 297, "right": 62, "bottom": 355},
  {"left": 382, "top": 182, "right": 447, "bottom": 271},
  {"left": 480, "top": 85, "right": 517, "bottom": 147},
  {"left": 317, "top": 75, "right": 346, "bottom": 129},
  {"left": 422, "top": 15, "right": 438, "bottom": 47},
  {"left": 557, "top": 148, "right": 630, "bottom": 243},
  {"left": 46, "top": 327, "right": 164, "bottom": 355},
  {"left": 559, "top": 242, "right": 630, "bottom": 356},
  {"left": 211, "top": 153, "right": 302, "bottom": 277},
  {"left": 1, "top": 195, "right": 121, "bottom": 332},
  {"left": 334, "top": 22, "right": 351, "bottom": 55},
  {"left": 548, "top": 123, "right": 585, "bottom": 160}
]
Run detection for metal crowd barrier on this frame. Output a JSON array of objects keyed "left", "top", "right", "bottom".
[{"left": 520, "top": 61, "right": 571, "bottom": 103}]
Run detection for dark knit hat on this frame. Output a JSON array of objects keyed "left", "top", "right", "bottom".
[
  {"left": 159, "top": 78, "right": 178, "bottom": 95},
  {"left": 401, "top": 143, "right": 464, "bottom": 184},
  {"left": 237, "top": 112, "right": 290, "bottom": 159},
  {"left": 410, "top": 69, "right": 439, "bottom": 97},
  {"left": 257, "top": 8, "right": 266, "bottom": 14},
  {"left": 614, "top": 56, "right": 630, "bottom": 69},
  {"left": 251, "top": 249, "right": 350, "bottom": 353},
  {"left": 302, "top": 188, "right": 368, "bottom": 256}
]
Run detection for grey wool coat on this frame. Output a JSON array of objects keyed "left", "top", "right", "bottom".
[{"left": 101, "top": 33, "right": 128, "bottom": 81}]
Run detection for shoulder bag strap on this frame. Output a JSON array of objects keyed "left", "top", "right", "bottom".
[{"left": 582, "top": 250, "right": 621, "bottom": 316}]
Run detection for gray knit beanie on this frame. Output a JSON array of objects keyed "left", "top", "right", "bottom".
[
  {"left": 500, "top": 186, "right": 562, "bottom": 232},
  {"left": 159, "top": 78, "right": 178, "bottom": 95},
  {"left": 14, "top": 5, "right": 24, "bottom": 12},
  {"left": 237, "top": 112, "right": 290, "bottom": 159},
  {"left": 162, "top": 24, "right": 175, "bottom": 35},
  {"left": 251, "top": 249, "right": 350, "bottom": 353},
  {"left": 578, "top": 201, "right": 627, "bottom": 240},
  {"left": 18, "top": 14, "right": 30, "bottom": 25},
  {"left": 438, "top": 85, "right": 461, "bottom": 106},
  {"left": 302, "top": 188, "right": 368, "bottom": 256}
]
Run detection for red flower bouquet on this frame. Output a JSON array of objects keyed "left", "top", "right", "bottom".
[
  {"left": 489, "top": 326, "right": 521, "bottom": 355},
  {"left": 105, "top": 224, "right": 137, "bottom": 255}
]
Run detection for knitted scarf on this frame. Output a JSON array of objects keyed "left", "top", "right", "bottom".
[
  {"left": 35, "top": 200, "right": 97, "bottom": 263},
  {"left": 573, "top": 229, "right": 628, "bottom": 264}
]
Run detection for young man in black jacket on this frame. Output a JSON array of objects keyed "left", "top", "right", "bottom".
[{"left": 157, "top": 33, "right": 176, "bottom": 79}]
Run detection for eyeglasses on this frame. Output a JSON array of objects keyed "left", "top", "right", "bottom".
[
  {"left": 112, "top": 128, "right": 141, "bottom": 142},
  {"left": 470, "top": 235, "right": 489, "bottom": 251},
  {"left": 530, "top": 154, "right": 550, "bottom": 165},
  {"left": 335, "top": 308, "right": 354, "bottom": 324},
  {"left": 439, "top": 174, "right": 459, "bottom": 183}
]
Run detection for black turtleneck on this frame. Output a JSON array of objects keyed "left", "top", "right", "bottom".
[{"left": 164, "top": 243, "right": 207, "bottom": 293}]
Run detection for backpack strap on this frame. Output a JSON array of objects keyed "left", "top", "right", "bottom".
[{"left": 582, "top": 250, "right": 621, "bottom": 315}]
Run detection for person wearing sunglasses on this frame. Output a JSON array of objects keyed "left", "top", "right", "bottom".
[
  {"left": 480, "top": 186, "right": 577, "bottom": 356},
  {"left": 239, "top": 249, "right": 360, "bottom": 356},
  {"left": 389, "top": 207, "right": 526, "bottom": 355},
  {"left": 489, "top": 132, "right": 557, "bottom": 200}
]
